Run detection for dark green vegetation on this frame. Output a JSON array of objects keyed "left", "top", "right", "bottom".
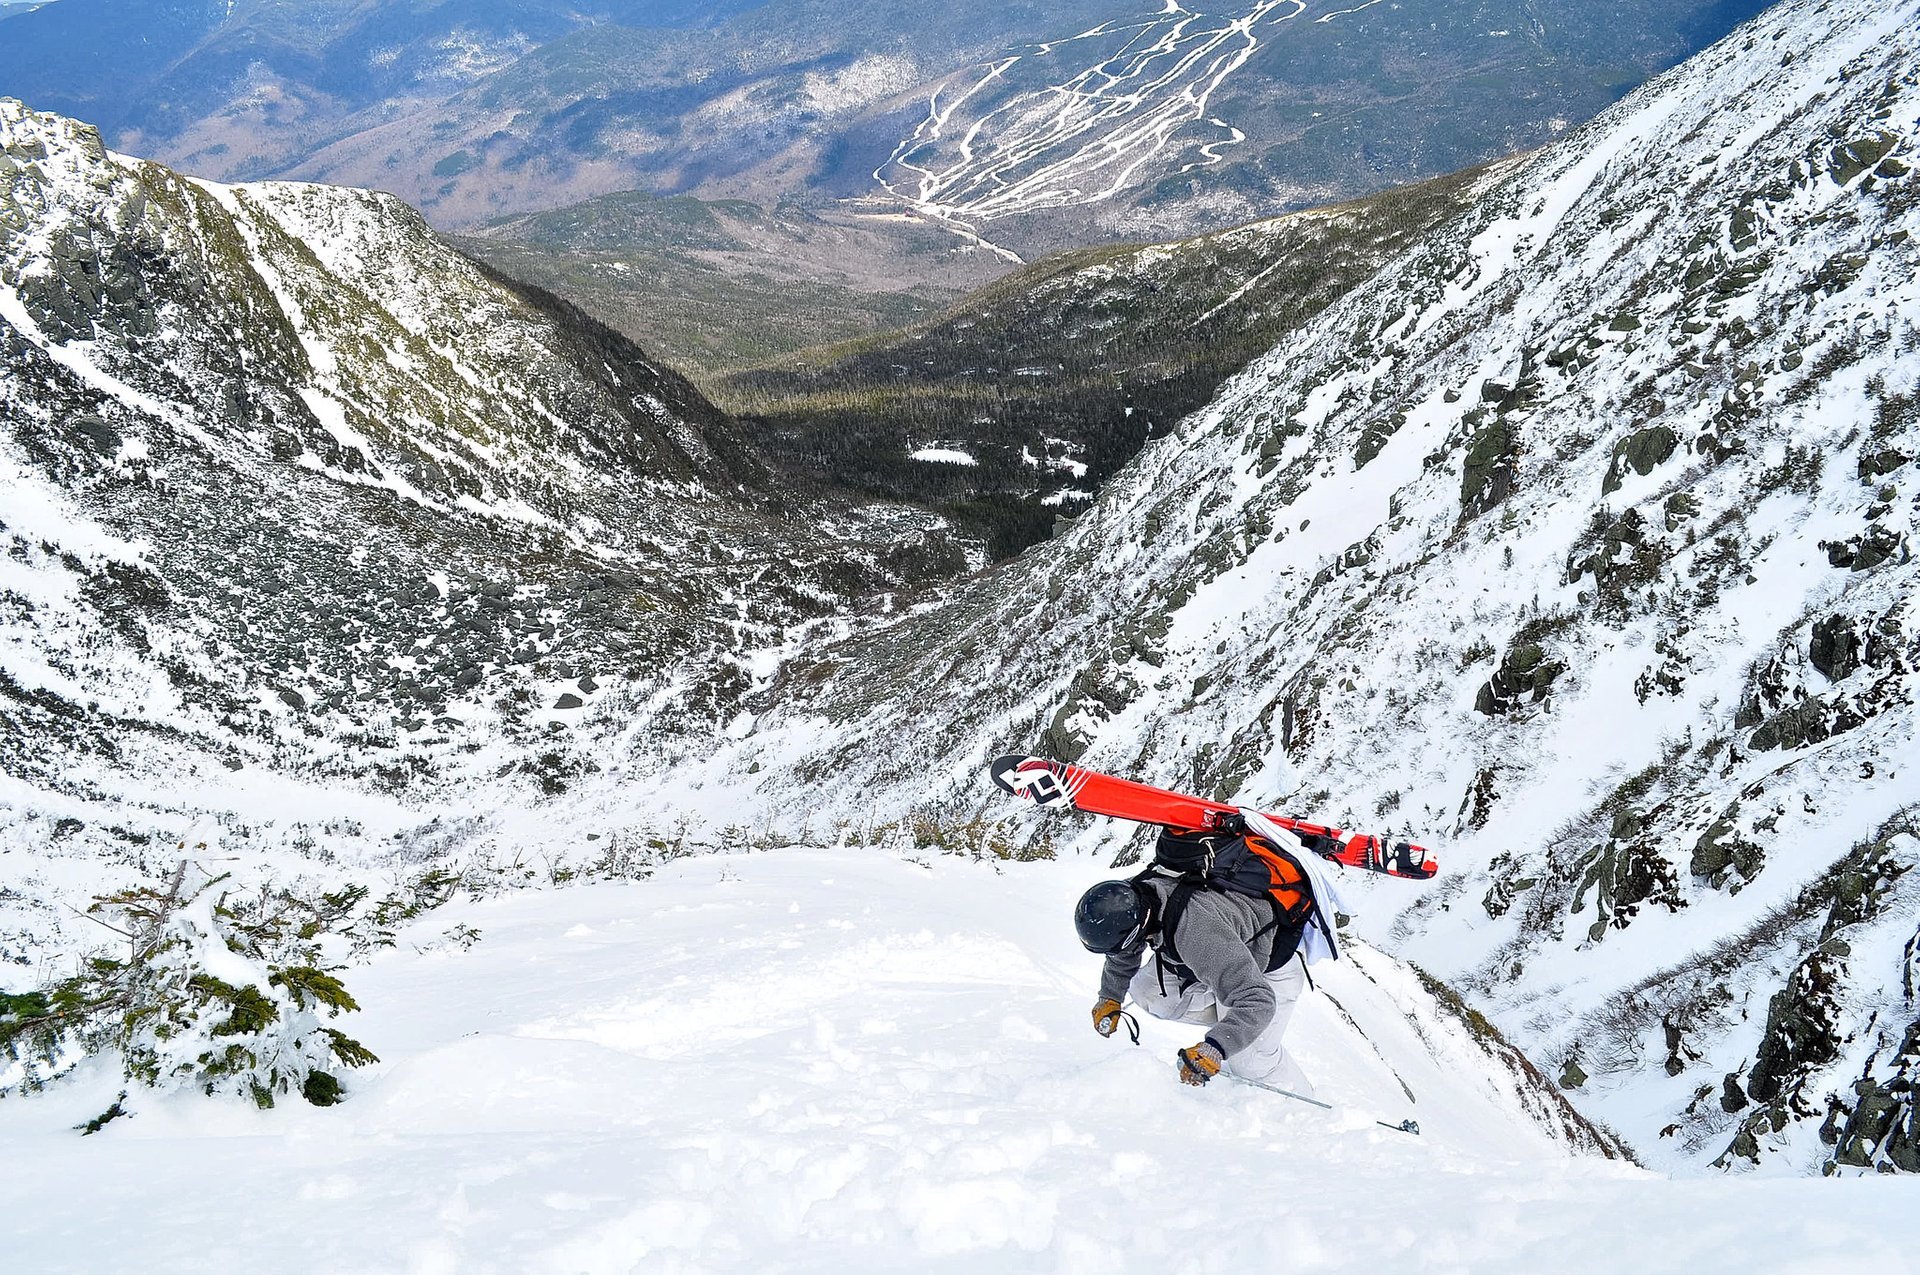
[
  {"left": 713, "top": 163, "right": 1501, "bottom": 558},
  {"left": 452, "top": 190, "right": 972, "bottom": 377},
  {"left": 1, "top": 865, "right": 377, "bottom": 1111}
]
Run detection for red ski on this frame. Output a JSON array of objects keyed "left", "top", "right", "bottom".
[{"left": 988, "top": 754, "right": 1437, "bottom": 880}]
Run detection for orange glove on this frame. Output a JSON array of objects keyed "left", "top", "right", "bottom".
[
  {"left": 1177, "top": 1041, "right": 1224, "bottom": 1086},
  {"left": 1091, "top": 998, "right": 1125, "bottom": 1037}
]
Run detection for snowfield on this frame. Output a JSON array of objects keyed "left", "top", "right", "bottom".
[{"left": 5, "top": 848, "right": 1915, "bottom": 1274}]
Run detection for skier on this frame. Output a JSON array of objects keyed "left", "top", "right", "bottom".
[{"left": 1075, "top": 813, "right": 1345, "bottom": 1091}]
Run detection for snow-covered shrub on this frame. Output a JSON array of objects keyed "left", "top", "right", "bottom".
[{"left": 0, "top": 861, "right": 377, "bottom": 1112}]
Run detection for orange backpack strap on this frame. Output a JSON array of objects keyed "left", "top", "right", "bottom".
[{"left": 1242, "top": 835, "right": 1313, "bottom": 926}]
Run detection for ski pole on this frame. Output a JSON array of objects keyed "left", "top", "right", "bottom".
[
  {"left": 1111, "top": 1005, "right": 1414, "bottom": 1132},
  {"left": 1228, "top": 1072, "right": 1332, "bottom": 1109},
  {"left": 1228, "top": 1073, "right": 1420, "bottom": 1136}
]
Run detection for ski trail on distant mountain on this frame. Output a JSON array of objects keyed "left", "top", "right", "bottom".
[
  {"left": 1315, "top": 0, "right": 1389, "bottom": 22},
  {"left": 877, "top": 0, "right": 1380, "bottom": 233}
]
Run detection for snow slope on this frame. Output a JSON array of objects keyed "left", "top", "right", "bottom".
[
  {"left": 644, "top": 0, "right": 1920, "bottom": 1176},
  {"left": 9, "top": 846, "right": 1912, "bottom": 1275}
]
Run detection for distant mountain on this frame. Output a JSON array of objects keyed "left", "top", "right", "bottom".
[
  {"left": 0, "top": 2, "right": 766, "bottom": 136},
  {"left": 450, "top": 189, "right": 987, "bottom": 379},
  {"left": 671, "top": 0, "right": 1920, "bottom": 1175},
  {"left": 0, "top": 97, "right": 968, "bottom": 958},
  {"left": 0, "top": 0, "right": 1769, "bottom": 246},
  {"left": 452, "top": 162, "right": 1505, "bottom": 560}
]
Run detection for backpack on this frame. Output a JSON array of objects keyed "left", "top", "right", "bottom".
[{"left": 1136, "top": 827, "right": 1323, "bottom": 985}]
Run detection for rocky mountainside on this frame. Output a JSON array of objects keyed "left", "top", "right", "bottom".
[
  {"left": 0, "top": 90, "right": 1626, "bottom": 1190},
  {"left": 666, "top": 0, "right": 1920, "bottom": 1175},
  {"left": 0, "top": 0, "right": 1765, "bottom": 244},
  {"left": 0, "top": 97, "right": 965, "bottom": 960}
]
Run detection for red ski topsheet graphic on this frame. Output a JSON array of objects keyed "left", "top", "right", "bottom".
[{"left": 988, "top": 754, "right": 1437, "bottom": 880}]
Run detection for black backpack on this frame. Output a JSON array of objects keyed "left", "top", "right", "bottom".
[{"left": 1137, "top": 827, "right": 1321, "bottom": 986}]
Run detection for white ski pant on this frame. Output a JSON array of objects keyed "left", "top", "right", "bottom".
[{"left": 1126, "top": 956, "right": 1313, "bottom": 1094}]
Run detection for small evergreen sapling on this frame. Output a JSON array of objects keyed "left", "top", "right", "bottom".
[{"left": 0, "top": 859, "right": 378, "bottom": 1115}]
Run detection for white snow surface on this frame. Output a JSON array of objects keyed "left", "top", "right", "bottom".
[
  {"left": 6, "top": 848, "right": 1914, "bottom": 1274},
  {"left": 910, "top": 446, "right": 980, "bottom": 466}
]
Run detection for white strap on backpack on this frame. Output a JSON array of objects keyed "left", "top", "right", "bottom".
[{"left": 1239, "top": 808, "right": 1350, "bottom": 965}]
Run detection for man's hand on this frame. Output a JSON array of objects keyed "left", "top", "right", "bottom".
[
  {"left": 1091, "top": 998, "right": 1125, "bottom": 1037},
  {"left": 1177, "top": 1041, "right": 1224, "bottom": 1086}
]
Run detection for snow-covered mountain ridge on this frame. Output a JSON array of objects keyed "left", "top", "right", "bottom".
[
  {"left": 682, "top": 0, "right": 1920, "bottom": 1175},
  {"left": 1, "top": 97, "right": 964, "bottom": 958}
]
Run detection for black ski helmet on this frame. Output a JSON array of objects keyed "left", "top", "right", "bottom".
[{"left": 1074, "top": 880, "right": 1150, "bottom": 954}]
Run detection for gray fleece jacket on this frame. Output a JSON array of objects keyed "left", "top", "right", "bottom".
[{"left": 1096, "top": 871, "right": 1286, "bottom": 1058}]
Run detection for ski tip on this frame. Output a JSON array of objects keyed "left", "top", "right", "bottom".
[
  {"left": 1388, "top": 840, "right": 1441, "bottom": 880},
  {"left": 987, "top": 753, "right": 1039, "bottom": 794},
  {"left": 987, "top": 754, "right": 1074, "bottom": 809}
]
